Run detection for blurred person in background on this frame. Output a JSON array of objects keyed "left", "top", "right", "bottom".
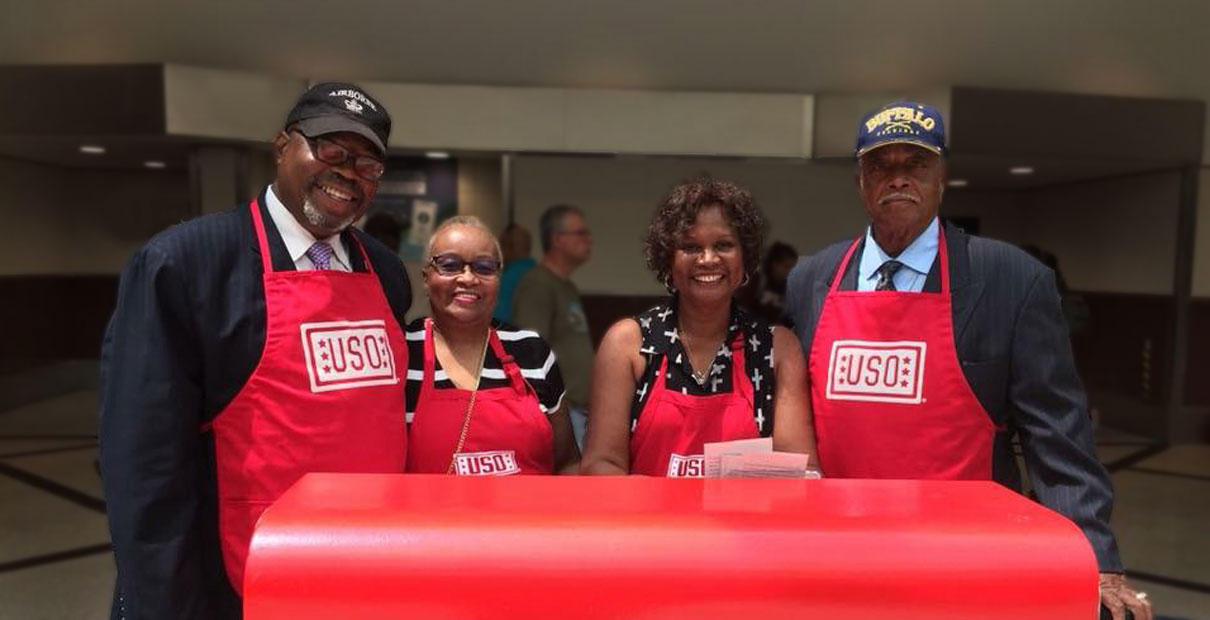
[
  {"left": 581, "top": 177, "right": 814, "bottom": 476},
  {"left": 757, "top": 241, "right": 798, "bottom": 325},
  {"left": 513, "top": 204, "right": 595, "bottom": 449},
  {"left": 406, "top": 216, "right": 578, "bottom": 475},
  {"left": 363, "top": 210, "right": 405, "bottom": 255},
  {"left": 493, "top": 223, "right": 537, "bottom": 323}
]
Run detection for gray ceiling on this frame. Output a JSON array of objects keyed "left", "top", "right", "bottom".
[
  {"left": 5, "top": 0, "right": 1209, "bottom": 98},
  {"left": 1, "top": 0, "right": 1206, "bottom": 188}
]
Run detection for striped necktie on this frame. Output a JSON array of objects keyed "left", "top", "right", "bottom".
[{"left": 875, "top": 260, "right": 903, "bottom": 291}]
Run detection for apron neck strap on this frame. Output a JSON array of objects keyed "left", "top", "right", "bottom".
[
  {"left": 729, "top": 331, "right": 753, "bottom": 405},
  {"left": 422, "top": 318, "right": 438, "bottom": 388},
  {"left": 249, "top": 199, "right": 275, "bottom": 274},
  {"left": 728, "top": 330, "right": 745, "bottom": 351},
  {"left": 829, "top": 236, "right": 863, "bottom": 294},
  {"left": 248, "top": 199, "right": 377, "bottom": 275},
  {"left": 348, "top": 230, "right": 375, "bottom": 275},
  {"left": 487, "top": 328, "right": 528, "bottom": 395},
  {"left": 425, "top": 320, "right": 526, "bottom": 395}
]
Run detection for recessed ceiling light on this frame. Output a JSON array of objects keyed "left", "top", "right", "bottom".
[
  {"left": 947, "top": 179, "right": 968, "bottom": 187},
  {"left": 79, "top": 145, "right": 106, "bottom": 155},
  {"left": 144, "top": 160, "right": 166, "bottom": 169},
  {"left": 425, "top": 151, "right": 450, "bottom": 159},
  {"left": 1009, "top": 166, "right": 1035, "bottom": 175}
]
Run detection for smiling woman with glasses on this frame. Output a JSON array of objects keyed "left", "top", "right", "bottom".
[{"left": 404, "top": 215, "right": 580, "bottom": 475}]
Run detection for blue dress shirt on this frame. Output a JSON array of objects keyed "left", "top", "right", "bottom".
[{"left": 857, "top": 217, "right": 939, "bottom": 292}]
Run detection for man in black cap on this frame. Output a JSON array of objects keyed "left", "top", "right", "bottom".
[
  {"left": 784, "top": 101, "right": 1151, "bottom": 620},
  {"left": 99, "top": 83, "right": 412, "bottom": 619}
]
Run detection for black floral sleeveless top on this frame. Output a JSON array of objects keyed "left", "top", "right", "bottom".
[{"left": 630, "top": 299, "right": 777, "bottom": 437}]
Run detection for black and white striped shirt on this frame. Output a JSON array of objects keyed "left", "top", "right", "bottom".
[{"left": 405, "top": 318, "right": 566, "bottom": 422}]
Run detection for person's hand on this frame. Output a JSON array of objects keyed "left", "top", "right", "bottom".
[{"left": 1100, "top": 572, "right": 1152, "bottom": 620}]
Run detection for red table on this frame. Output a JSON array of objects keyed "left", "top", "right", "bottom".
[{"left": 245, "top": 473, "right": 1098, "bottom": 620}]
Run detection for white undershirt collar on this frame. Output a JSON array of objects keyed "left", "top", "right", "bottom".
[{"left": 264, "top": 185, "right": 351, "bottom": 271}]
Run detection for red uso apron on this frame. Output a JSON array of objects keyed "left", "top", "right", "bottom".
[
  {"left": 206, "top": 200, "right": 408, "bottom": 592},
  {"left": 808, "top": 229, "right": 996, "bottom": 479},
  {"left": 406, "top": 319, "right": 553, "bottom": 475},
  {"left": 630, "top": 333, "right": 758, "bottom": 477}
]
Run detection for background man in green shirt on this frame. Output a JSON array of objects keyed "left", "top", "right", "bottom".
[{"left": 513, "top": 204, "right": 594, "bottom": 448}]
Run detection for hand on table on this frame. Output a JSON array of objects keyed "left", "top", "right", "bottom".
[{"left": 1100, "top": 572, "right": 1152, "bottom": 620}]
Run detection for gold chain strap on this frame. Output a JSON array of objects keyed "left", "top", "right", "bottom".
[{"left": 445, "top": 329, "right": 491, "bottom": 474}]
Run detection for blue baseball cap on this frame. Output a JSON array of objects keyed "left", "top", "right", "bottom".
[{"left": 855, "top": 101, "right": 946, "bottom": 158}]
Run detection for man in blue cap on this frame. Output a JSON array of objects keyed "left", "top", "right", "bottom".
[{"left": 784, "top": 101, "right": 1151, "bottom": 620}]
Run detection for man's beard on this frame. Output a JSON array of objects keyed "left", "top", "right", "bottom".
[{"left": 303, "top": 197, "right": 357, "bottom": 235}]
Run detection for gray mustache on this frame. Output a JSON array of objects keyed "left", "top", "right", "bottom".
[{"left": 879, "top": 193, "right": 919, "bottom": 205}]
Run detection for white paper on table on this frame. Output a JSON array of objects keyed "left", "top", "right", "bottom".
[
  {"left": 703, "top": 437, "right": 772, "bottom": 477},
  {"left": 722, "top": 451, "right": 811, "bottom": 478}
]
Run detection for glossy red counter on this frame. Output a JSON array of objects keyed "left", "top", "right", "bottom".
[{"left": 244, "top": 474, "right": 1098, "bottom": 620}]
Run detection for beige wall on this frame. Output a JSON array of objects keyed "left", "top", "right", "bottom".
[
  {"left": 512, "top": 155, "right": 867, "bottom": 295},
  {"left": 0, "top": 156, "right": 191, "bottom": 275},
  {"left": 1, "top": 150, "right": 1189, "bottom": 300},
  {"left": 1017, "top": 171, "right": 1182, "bottom": 295},
  {"left": 1194, "top": 168, "right": 1210, "bottom": 298},
  {"left": 456, "top": 157, "right": 504, "bottom": 233},
  {"left": 402, "top": 155, "right": 506, "bottom": 322},
  {"left": 947, "top": 173, "right": 1183, "bottom": 296},
  {"left": 511, "top": 155, "right": 1184, "bottom": 296},
  {"left": 941, "top": 190, "right": 1027, "bottom": 244}
]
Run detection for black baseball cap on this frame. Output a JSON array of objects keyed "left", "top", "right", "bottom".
[{"left": 285, "top": 82, "right": 391, "bottom": 156}]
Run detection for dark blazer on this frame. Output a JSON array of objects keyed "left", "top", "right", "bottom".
[
  {"left": 99, "top": 189, "right": 412, "bottom": 620},
  {"left": 784, "top": 220, "right": 1121, "bottom": 572}
]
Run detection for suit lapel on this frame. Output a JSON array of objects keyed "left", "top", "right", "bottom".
[
  {"left": 811, "top": 271, "right": 830, "bottom": 321},
  {"left": 943, "top": 222, "right": 985, "bottom": 343},
  {"left": 834, "top": 235, "right": 863, "bottom": 292},
  {"left": 342, "top": 229, "right": 368, "bottom": 272},
  {"left": 811, "top": 236, "right": 860, "bottom": 336}
]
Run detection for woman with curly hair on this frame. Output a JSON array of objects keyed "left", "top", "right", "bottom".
[{"left": 581, "top": 177, "right": 815, "bottom": 476}]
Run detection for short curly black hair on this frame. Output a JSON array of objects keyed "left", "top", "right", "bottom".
[{"left": 644, "top": 176, "right": 766, "bottom": 285}]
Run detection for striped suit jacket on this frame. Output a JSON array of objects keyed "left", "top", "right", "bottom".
[{"left": 784, "top": 220, "right": 1121, "bottom": 571}]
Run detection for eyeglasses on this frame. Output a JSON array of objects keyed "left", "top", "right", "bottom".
[
  {"left": 559, "top": 228, "right": 592, "bottom": 237},
  {"left": 429, "top": 253, "right": 502, "bottom": 278},
  {"left": 293, "top": 131, "right": 386, "bottom": 181}
]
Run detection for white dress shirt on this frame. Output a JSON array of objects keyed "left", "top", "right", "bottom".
[{"left": 264, "top": 185, "right": 351, "bottom": 272}]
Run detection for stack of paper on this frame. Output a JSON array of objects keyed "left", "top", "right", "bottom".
[{"left": 702, "top": 438, "right": 821, "bottom": 478}]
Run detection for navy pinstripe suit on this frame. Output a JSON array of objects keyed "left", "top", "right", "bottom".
[
  {"left": 100, "top": 190, "right": 412, "bottom": 619},
  {"left": 784, "top": 220, "right": 1122, "bottom": 571}
]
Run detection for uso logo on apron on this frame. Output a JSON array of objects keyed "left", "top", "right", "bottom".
[
  {"left": 300, "top": 319, "right": 399, "bottom": 392},
  {"left": 825, "top": 339, "right": 926, "bottom": 405}
]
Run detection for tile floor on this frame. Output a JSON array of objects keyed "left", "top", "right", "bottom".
[{"left": 1, "top": 375, "right": 1207, "bottom": 619}]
